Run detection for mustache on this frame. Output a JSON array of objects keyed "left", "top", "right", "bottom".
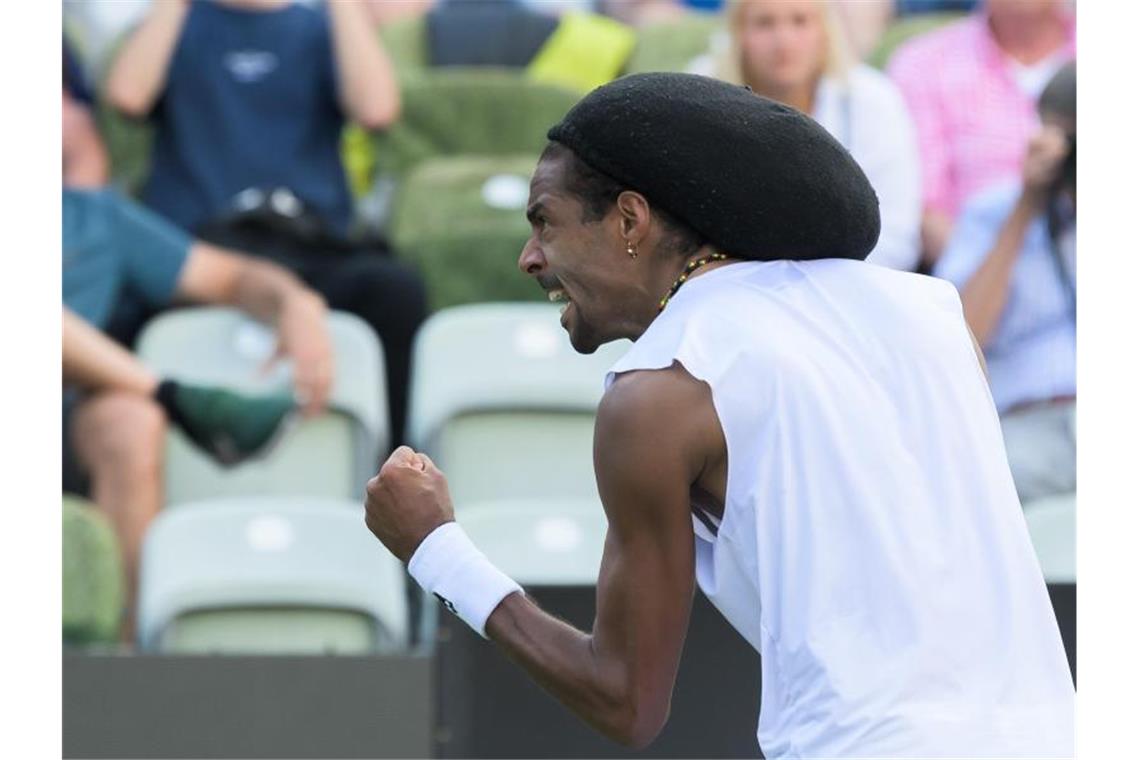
[{"left": 536, "top": 274, "right": 562, "bottom": 291}]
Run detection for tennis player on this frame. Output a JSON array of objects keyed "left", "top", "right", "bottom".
[{"left": 364, "top": 73, "right": 1075, "bottom": 758}]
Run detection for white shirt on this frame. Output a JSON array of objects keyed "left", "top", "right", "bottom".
[
  {"left": 606, "top": 260, "right": 1074, "bottom": 759},
  {"left": 813, "top": 66, "right": 923, "bottom": 272},
  {"left": 1007, "top": 49, "right": 1073, "bottom": 99}
]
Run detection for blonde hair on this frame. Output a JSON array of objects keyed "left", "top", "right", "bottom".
[{"left": 713, "top": 0, "right": 854, "bottom": 91}]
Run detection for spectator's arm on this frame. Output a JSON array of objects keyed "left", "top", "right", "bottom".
[
  {"left": 944, "top": 128, "right": 1069, "bottom": 345},
  {"left": 952, "top": 196, "right": 1036, "bottom": 345},
  {"left": 62, "top": 92, "right": 109, "bottom": 188},
  {"left": 859, "top": 80, "right": 922, "bottom": 271},
  {"left": 62, "top": 307, "right": 158, "bottom": 395},
  {"left": 175, "top": 243, "right": 334, "bottom": 416},
  {"left": 103, "top": 0, "right": 190, "bottom": 119},
  {"left": 888, "top": 45, "right": 953, "bottom": 265},
  {"left": 327, "top": 0, "right": 401, "bottom": 129}
]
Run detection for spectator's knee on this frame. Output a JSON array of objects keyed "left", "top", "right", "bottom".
[{"left": 73, "top": 393, "right": 167, "bottom": 478}]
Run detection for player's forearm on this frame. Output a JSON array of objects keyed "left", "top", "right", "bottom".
[
  {"left": 327, "top": 0, "right": 400, "bottom": 129},
  {"left": 104, "top": 0, "right": 190, "bottom": 118},
  {"left": 959, "top": 196, "right": 1037, "bottom": 344},
  {"left": 486, "top": 593, "right": 656, "bottom": 749}
]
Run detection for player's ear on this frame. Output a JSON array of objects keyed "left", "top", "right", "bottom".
[{"left": 615, "top": 190, "right": 651, "bottom": 242}]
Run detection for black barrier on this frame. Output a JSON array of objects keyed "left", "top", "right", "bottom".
[
  {"left": 1048, "top": 582, "right": 1077, "bottom": 684},
  {"left": 434, "top": 588, "right": 764, "bottom": 759},
  {"left": 63, "top": 654, "right": 433, "bottom": 759}
]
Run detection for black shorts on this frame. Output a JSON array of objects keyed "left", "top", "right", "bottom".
[{"left": 62, "top": 389, "right": 91, "bottom": 498}]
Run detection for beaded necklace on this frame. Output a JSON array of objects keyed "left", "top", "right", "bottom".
[{"left": 657, "top": 252, "right": 728, "bottom": 312}]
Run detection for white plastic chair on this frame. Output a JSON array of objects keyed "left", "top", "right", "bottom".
[
  {"left": 408, "top": 303, "right": 629, "bottom": 508},
  {"left": 137, "top": 497, "right": 407, "bottom": 654},
  {"left": 1023, "top": 492, "right": 1076, "bottom": 583},
  {"left": 136, "top": 307, "right": 386, "bottom": 504},
  {"left": 459, "top": 498, "right": 608, "bottom": 585}
]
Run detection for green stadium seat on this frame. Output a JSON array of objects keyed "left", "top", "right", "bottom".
[
  {"left": 1023, "top": 492, "right": 1075, "bottom": 584},
  {"left": 136, "top": 307, "right": 386, "bottom": 505},
  {"left": 95, "top": 101, "right": 153, "bottom": 197},
  {"left": 389, "top": 154, "right": 542, "bottom": 310},
  {"left": 364, "top": 70, "right": 581, "bottom": 308},
  {"left": 137, "top": 498, "right": 407, "bottom": 654},
  {"left": 378, "top": 15, "right": 430, "bottom": 79},
  {"left": 623, "top": 14, "right": 722, "bottom": 75},
  {"left": 409, "top": 303, "right": 628, "bottom": 508},
  {"left": 868, "top": 12, "right": 966, "bottom": 70},
  {"left": 63, "top": 495, "right": 125, "bottom": 646},
  {"left": 370, "top": 69, "right": 580, "bottom": 180}
]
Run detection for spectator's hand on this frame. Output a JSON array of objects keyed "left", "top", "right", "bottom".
[
  {"left": 1021, "top": 125, "right": 1070, "bottom": 206},
  {"left": 365, "top": 447, "right": 455, "bottom": 563},
  {"left": 271, "top": 292, "right": 333, "bottom": 417}
]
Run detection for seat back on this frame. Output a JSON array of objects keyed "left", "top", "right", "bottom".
[
  {"left": 460, "top": 499, "right": 607, "bottom": 585},
  {"left": 409, "top": 304, "right": 628, "bottom": 506},
  {"left": 389, "top": 154, "right": 545, "bottom": 310},
  {"left": 623, "top": 15, "right": 722, "bottom": 75},
  {"left": 370, "top": 69, "right": 581, "bottom": 179},
  {"left": 63, "top": 495, "right": 124, "bottom": 646},
  {"left": 1023, "top": 492, "right": 1076, "bottom": 583},
  {"left": 136, "top": 307, "right": 386, "bottom": 504},
  {"left": 137, "top": 498, "right": 408, "bottom": 654}
]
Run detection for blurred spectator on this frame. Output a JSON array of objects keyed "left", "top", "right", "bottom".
[
  {"left": 104, "top": 0, "right": 425, "bottom": 446},
  {"left": 63, "top": 38, "right": 109, "bottom": 189},
  {"left": 599, "top": 0, "right": 688, "bottom": 26},
  {"left": 888, "top": 0, "right": 1074, "bottom": 267},
  {"left": 64, "top": 187, "right": 333, "bottom": 637},
  {"left": 934, "top": 62, "right": 1075, "bottom": 504},
  {"left": 895, "top": 0, "right": 978, "bottom": 13},
  {"left": 363, "top": 0, "right": 436, "bottom": 27},
  {"left": 694, "top": 0, "right": 921, "bottom": 271},
  {"left": 63, "top": 0, "right": 152, "bottom": 78},
  {"left": 426, "top": 0, "right": 559, "bottom": 67},
  {"left": 832, "top": 0, "right": 893, "bottom": 61}
]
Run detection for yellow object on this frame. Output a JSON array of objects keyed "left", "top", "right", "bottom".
[
  {"left": 341, "top": 124, "right": 376, "bottom": 199},
  {"left": 526, "top": 12, "right": 637, "bottom": 93}
]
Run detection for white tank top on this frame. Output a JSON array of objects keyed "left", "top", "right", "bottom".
[{"left": 605, "top": 260, "right": 1074, "bottom": 759}]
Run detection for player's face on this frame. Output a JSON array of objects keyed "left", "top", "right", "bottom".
[
  {"left": 519, "top": 156, "right": 644, "bottom": 354},
  {"left": 737, "top": 0, "right": 827, "bottom": 94}
]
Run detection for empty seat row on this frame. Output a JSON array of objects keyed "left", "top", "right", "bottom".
[{"left": 121, "top": 303, "right": 620, "bottom": 652}]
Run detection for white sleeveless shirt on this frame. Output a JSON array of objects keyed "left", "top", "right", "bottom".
[{"left": 604, "top": 260, "right": 1074, "bottom": 759}]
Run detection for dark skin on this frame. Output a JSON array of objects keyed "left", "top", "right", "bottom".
[{"left": 364, "top": 150, "right": 730, "bottom": 748}]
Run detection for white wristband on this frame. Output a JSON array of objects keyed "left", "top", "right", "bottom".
[{"left": 407, "top": 521, "right": 523, "bottom": 638}]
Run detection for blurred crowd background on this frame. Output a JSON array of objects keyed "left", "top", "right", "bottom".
[{"left": 61, "top": 0, "right": 1077, "bottom": 727}]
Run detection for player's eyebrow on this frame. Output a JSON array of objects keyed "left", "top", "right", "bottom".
[{"left": 525, "top": 201, "right": 547, "bottom": 225}]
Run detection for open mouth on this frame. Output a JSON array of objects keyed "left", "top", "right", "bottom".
[{"left": 546, "top": 287, "right": 571, "bottom": 315}]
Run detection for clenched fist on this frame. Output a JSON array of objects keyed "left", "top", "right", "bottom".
[{"left": 364, "top": 446, "right": 455, "bottom": 563}]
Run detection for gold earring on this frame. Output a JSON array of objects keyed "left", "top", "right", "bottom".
[{"left": 626, "top": 240, "right": 638, "bottom": 259}]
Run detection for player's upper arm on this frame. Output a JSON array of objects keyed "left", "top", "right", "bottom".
[{"left": 588, "top": 365, "right": 714, "bottom": 743}]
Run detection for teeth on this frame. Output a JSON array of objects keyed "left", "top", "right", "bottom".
[{"left": 548, "top": 289, "right": 567, "bottom": 303}]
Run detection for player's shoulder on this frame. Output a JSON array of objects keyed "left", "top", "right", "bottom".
[
  {"left": 601, "top": 363, "right": 704, "bottom": 425},
  {"left": 600, "top": 363, "right": 717, "bottom": 448},
  {"left": 596, "top": 363, "right": 719, "bottom": 490}
]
